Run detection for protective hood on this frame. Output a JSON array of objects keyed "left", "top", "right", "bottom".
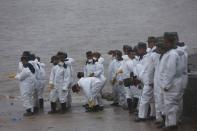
[{"left": 176, "top": 47, "right": 185, "bottom": 57}]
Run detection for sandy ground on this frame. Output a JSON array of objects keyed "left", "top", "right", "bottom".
[{"left": 0, "top": 0, "right": 197, "bottom": 130}]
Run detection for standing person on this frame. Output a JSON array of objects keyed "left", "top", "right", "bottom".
[
  {"left": 174, "top": 38, "right": 188, "bottom": 123},
  {"left": 28, "top": 54, "right": 40, "bottom": 114},
  {"left": 118, "top": 48, "right": 137, "bottom": 114},
  {"left": 134, "top": 42, "right": 156, "bottom": 122},
  {"left": 93, "top": 51, "right": 106, "bottom": 98},
  {"left": 152, "top": 39, "right": 166, "bottom": 125},
  {"left": 145, "top": 36, "right": 157, "bottom": 120},
  {"left": 108, "top": 50, "right": 119, "bottom": 106},
  {"left": 73, "top": 72, "right": 104, "bottom": 112},
  {"left": 110, "top": 50, "right": 127, "bottom": 108},
  {"left": 36, "top": 57, "right": 46, "bottom": 112},
  {"left": 131, "top": 46, "right": 141, "bottom": 112},
  {"left": 108, "top": 50, "right": 117, "bottom": 83},
  {"left": 48, "top": 54, "right": 72, "bottom": 114},
  {"left": 64, "top": 55, "right": 74, "bottom": 109},
  {"left": 159, "top": 32, "right": 181, "bottom": 130},
  {"left": 10, "top": 56, "right": 36, "bottom": 116},
  {"left": 48, "top": 55, "right": 59, "bottom": 114},
  {"left": 170, "top": 33, "right": 188, "bottom": 123},
  {"left": 57, "top": 51, "right": 74, "bottom": 109}
]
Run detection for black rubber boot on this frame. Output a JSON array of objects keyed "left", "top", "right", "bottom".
[
  {"left": 127, "top": 98, "right": 133, "bottom": 114},
  {"left": 134, "top": 117, "right": 146, "bottom": 122},
  {"left": 162, "top": 125, "right": 178, "bottom": 131},
  {"left": 98, "top": 105, "right": 104, "bottom": 111},
  {"left": 94, "top": 105, "right": 101, "bottom": 112},
  {"left": 39, "top": 99, "right": 44, "bottom": 112},
  {"left": 24, "top": 108, "right": 33, "bottom": 117},
  {"left": 33, "top": 106, "right": 39, "bottom": 114},
  {"left": 83, "top": 104, "right": 89, "bottom": 108},
  {"left": 133, "top": 98, "right": 139, "bottom": 110},
  {"left": 147, "top": 105, "right": 151, "bottom": 118},
  {"left": 110, "top": 102, "right": 119, "bottom": 107},
  {"left": 60, "top": 102, "right": 67, "bottom": 114},
  {"left": 48, "top": 102, "right": 57, "bottom": 114},
  {"left": 157, "top": 115, "right": 166, "bottom": 128}
]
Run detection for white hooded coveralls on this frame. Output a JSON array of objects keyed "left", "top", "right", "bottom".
[
  {"left": 78, "top": 77, "right": 103, "bottom": 106},
  {"left": 136, "top": 51, "right": 156, "bottom": 119},
  {"left": 159, "top": 49, "right": 181, "bottom": 127},
  {"left": 15, "top": 67, "right": 35, "bottom": 109},
  {"left": 49, "top": 63, "right": 71, "bottom": 103}
]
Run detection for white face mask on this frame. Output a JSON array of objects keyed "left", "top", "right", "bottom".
[
  {"left": 146, "top": 48, "right": 151, "bottom": 53},
  {"left": 34, "top": 58, "right": 38, "bottom": 63},
  {"left": 87, "top": 59, "right": 93, "bottom": 63},
  {"left": 93, "top": 57, "right": 97, "bottom": 60},
  {"left": 58, "top": 62, "right": 64, "bottom": 66},
  {"left": 108, "top": 55, "right": 113, "bottom": 59}
]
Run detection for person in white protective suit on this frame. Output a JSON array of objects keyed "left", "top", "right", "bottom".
[
  {"left": 142, "top": 36, "right": 157, "bottom": 120},
  {"left": 170, "top": 33, "right": 189, "bottom": 123},
  {"left": 110, "top": 50, "right": 127, "bottom": 108},
  {"left": 73, "top": 72, "right": 104, "bottom": 112},
  {"left": 108, "top": 50, "right": 119, "bottom": 106},
  {"left": 51, "top": 52, "right": 74, "bottom": 110},
  {"left": 134, "top": 41, "right": 156, "bottom": 122},
  {"left": 48, "top": 54, "right": 72, "bottom": 114},
  {"left": 28, "top": 54, "right": 42, "bottom": 114},
  {"left": 48, "top": 55, "right": 59, "bottom": 113},
  {"left": 11, "top": 56, "right": 36, "bottom": 116},
  {"left": 83, "top": 51, "right": 105, "bottom": 107},
  {"left": 64, "top": 56, "right": 74, "bottom": 109},
  {"left": 93, "top": 52, "right": 106, "bottom": 102},
  {"left": 56, "top": 51, "right": 75, "bottom": 109},
  {"left": 36, "top": 57, "right": 46, "bottom": 112},
  {"left": 108, "top": 50, "right": 117, "bottom": 83},
  {"left": 158, "top": 32, "right": 182, "bottom": 130},
  {"left": 130, "top": 46, "right": 141, "bottom": 112},
  {"left": 175, "top": 41, "right": 188, "bottom": 123},
  {"left": 122, "top": 45, "right": 132, "bottom": 61},
  {"left": 150, "top": 40, "right": 166, "bottom": 125},
  {"left": 118, "top": 47, "right": 139, "bottom": 114}
]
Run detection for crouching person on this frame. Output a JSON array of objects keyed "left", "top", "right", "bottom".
[
  {"left": 10, "top": 56, "right": 36, "bottom": 116},
  {"left": 48, "top": 55, "right": 72, "bottom": 114},
  {"left": 73, "top": 72, "right": 104, "bottom": 112}
]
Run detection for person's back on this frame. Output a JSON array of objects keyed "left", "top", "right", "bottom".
[
  {"left": 16, "top": 65, "right": 35, "bottom": 87},
  {"left": 78, "top": 77, "right": 92, "bottom": 97},
  {"left": 14, "top": 56, "right": 36, "bottom": 116}
]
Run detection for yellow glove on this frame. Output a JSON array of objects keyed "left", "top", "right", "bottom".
[
  {"left": 8, "top": 73, "right": 16, "bottom": 80},
  {"left": 88, "top": 100, "right": 95, "bottom": 108},
  {"left": 117, "top": 69, "right": 123, "bottom": 74}
]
